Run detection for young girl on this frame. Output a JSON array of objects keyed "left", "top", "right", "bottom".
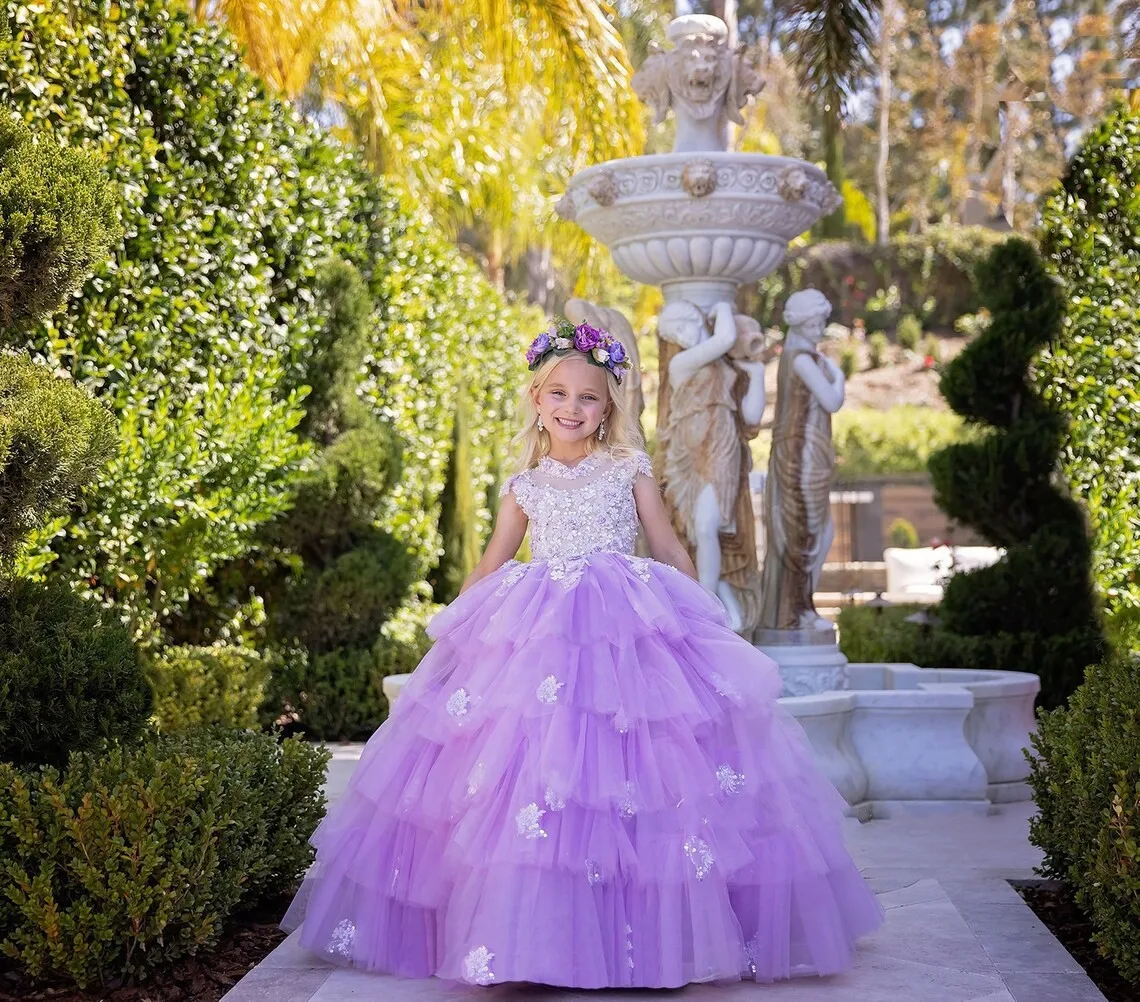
[{"left": 281, "top": 319, "right": 883, "bottom": 988}]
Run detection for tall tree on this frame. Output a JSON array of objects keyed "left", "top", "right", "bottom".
[
  {"left": 198, "top": 0, "right": 645, "bottom": 293},
  {"left": 783, "top": 0, "right": 883, "bottom": 237}
]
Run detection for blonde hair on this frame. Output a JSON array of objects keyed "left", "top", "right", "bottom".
[{"left": 509, "top": 351, "right": 645, "bottom": 474}]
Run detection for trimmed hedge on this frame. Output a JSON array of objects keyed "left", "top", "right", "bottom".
[
  {"left": 146, "top": 645, "right": 273, "bottom": 732},
  {"left": 928, "top": 238, "right": 1103, "bottom": 708},
  {"left": 0, "top": 353, "right": 115, "bottom": 575},
  {"left": 0, "top": 578, "right": 150, "bottom": 768},
  {"left": 0, "top": 729, "right": 329, "bottom": 988},
  {"left": 1038, "top": 104, "right": 1140, "bottom": 619},
  {"left": 261, "top": 596, "right": 438, "bottom": 740},
  {"left": 1029, "top": 658, "right": 1140, "bottom": 985}
]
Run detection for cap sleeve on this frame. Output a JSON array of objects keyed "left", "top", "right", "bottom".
[
  {"left": 633, "top": 450, "right": 655, "bottom": 479},
  {"left": 498, "top": 471, "right": 533, "bottom": 515}
]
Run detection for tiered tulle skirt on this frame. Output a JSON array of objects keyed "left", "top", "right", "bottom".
[{"left": 282, "top": 552, "right": 883, "bottom": 988}]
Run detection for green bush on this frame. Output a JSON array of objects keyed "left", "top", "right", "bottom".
[
  {"left": 146, "top": 645, "right": 273, "bottom": 732},
  {"left": 867, "top": 331, "right": 889, "bottom": 369},
  {"left": 896, "top": 313, "right": 922, "bottom": 351},
  {"left": 758, "top": 225, "right": 1007, "bottom": 330},
  {"left": 929, "top": 238, "right": 1104, "bottom": 708},
  {"left": 1028, "top": 659, "right": 1140, "bottom": 985},
  {"left": 0, "top": 114, "right": 118, "bottom": 335},
  {"left": 888, "top": 517, "right": 919, "bottom": 548},
  {"left": 837, "top": 604, "right": 930, "bottom": 663},
  {"left": 920, "top": 334, "right": 942, "bottom": 364},
  {"left": 839, "top": 341, "right": 859, "bottom": 378},
  {"left": 0, "top": 354, "right": 115, "bottom": 574},
  {"left": 262, "top": 596, "right": 437, "bottom": 740},
  {"left": 0, "top": 729, "right": 329, "bottom": 988},
  {"left": 833, "top": 406, "right": 968, "bottom": 480},
  {"left": 1038, "top": 104, "right": 1140, "bottom": 618},
  {"left": 0, "top": 578, "right": 150, "bottom": 768}
]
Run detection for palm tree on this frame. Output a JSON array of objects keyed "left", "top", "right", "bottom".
[
  {"left": 782, "top": 0, "right": 882, "bottom": 237},
  {"left": 196, "top": 0, "right": 645, "bottom": 291}
]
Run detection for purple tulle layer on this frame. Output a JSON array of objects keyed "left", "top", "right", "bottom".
[{"left": 282, "top": 553, "right": 883, "bottom": 988}]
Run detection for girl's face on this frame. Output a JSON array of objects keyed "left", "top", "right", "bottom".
[{"left": 534, "top": 356, "right": 610, "bottom": 447}]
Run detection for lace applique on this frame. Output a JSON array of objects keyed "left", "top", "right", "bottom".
[
  {"left": 544, "top": 786, "right": 565, "bottom": 810},
  {"left": 684, "top": 835, "right": 715, "bottom": 879},
  {"left": 717, "top": 764, "right": 745, "bottom": 795},
  {"left": 494, "top": 560, "right": 527, "bottom": 596},
  {"left": 621, "top": 553, "right": 653, "bottom": 583},
  {"left": 709, "top": 672, "right": 743, "bottom": 705},
  {"left": 536, "top": 674, "right": 564, "bottom": 704},
  {"left": 744, "top": 935, "right": 761, "bottom": 978},
  {"left": 462, "top": 946, "right": 496, "bottom": 985},
  {"left": 618, "top": 781, "right": 638, "bottom": 818},
  {"left": 548, "top": 556, "right": 587, "bottom": 587},
  {"left": 446, "top": 688, "right": 471, "bottom": 718},
  {"left": 625, "top": 924, "right": 635, "bottom": 971},
  {"left": 633, "top": 450, "right": 654, "bottom": 479},
  {"left": 327, "top": 919, "right": 355, "bottom": 958},
  {"left": 585, "top": 858, "right": 602, "bottom": 885},
  {"left": 515, "top": 802, "right": 548, "bottom": 839}
]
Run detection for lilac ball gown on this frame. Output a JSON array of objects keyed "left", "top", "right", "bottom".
[{"left": 281, "top": 448, "right": 883, "bottom": 988}]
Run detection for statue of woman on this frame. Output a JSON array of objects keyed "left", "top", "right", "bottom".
[
  {"left": 760, "top": 289, "right": 845, "bottom": 632},
  {"left": 658, "top": 299, "right": 768, "bottom": 633}
]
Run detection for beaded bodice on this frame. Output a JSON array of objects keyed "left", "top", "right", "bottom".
[{"left": 500, "top": 449, "right": 654, "bottom": 560}]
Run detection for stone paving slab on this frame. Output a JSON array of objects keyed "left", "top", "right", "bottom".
[{"left": 222, "top": 752, "right": 1108, "bottom": 1002}]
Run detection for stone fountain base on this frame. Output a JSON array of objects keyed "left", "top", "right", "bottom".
[
  {"left": 754, "top": 625, "right": 849, "bottom": 697},
  {"left": 380, "top": 662, "right": 1039, "bottom": 821}
]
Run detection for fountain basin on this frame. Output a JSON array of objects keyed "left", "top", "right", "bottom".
[
  {"left": 556, "top": 152, "right": 840, "bottom": 288},
  {"left": 381, "top": 663, "right": 1039, "bottom": 821}
]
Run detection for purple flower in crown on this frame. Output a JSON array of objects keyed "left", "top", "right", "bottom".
[
  {"left": 573, "top": 323, "right": 603, "bottom": 352},
  {"left": 525, "top": 331, "right": 551, "bottom": 366},
  {"left": 608, "top": 339, "right": 627, "bottom": 365}
]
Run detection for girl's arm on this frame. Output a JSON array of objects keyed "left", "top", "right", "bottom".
[
  {"left": 633, "top": 473, "right": 698, "bottom": 580},
  {"left": 459, "top": 492, "right": 529, "bottom": 594}
]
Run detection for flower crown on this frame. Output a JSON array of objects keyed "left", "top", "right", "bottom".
[{"left": 525, "top": 318, "right": 633, "bottom": 384}]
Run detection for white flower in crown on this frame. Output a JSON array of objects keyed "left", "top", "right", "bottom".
[
  {"left": 592, "top": 347, "right": 610, "bottom": 364},
  {"left": 554, "top": 336, "right": 572, "bottom": 349}
]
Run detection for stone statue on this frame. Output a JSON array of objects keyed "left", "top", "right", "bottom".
[
  {"left": 632, "top": 15, "right": 764, "bottom": 154},
  {"left": 760, "top": 289, "right": 845, "bottom": 633},
  {"left": 657, "top": 299, "right": 773, "bottom": 634},
  {"left": 563, "top": 298, "right": 644, "bottom": 423}
]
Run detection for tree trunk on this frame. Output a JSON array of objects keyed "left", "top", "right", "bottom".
[
  {"left": 708, "top": 0, "right": 738, "bottom": 46},
  {"left": 524, "top": 244, "right": 555, "bottom": 311},
  {"left": 820, "top": 106, "right": 846, "bottom": 238},
  {"left": 876, "top": 0, "right": 893, "bottom": 245},
  {"left": 1000, "top": 101, "right": 1024, "bottom": 228},
  {"left": 486, "top": 229, "right": 506, "bottom": 290}
]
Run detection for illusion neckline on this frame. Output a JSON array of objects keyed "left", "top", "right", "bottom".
[{"left": 537, "top": 450, "right": 607, "bottom": 478}]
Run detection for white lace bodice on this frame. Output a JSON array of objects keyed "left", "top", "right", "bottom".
[{"left": 500, "top": 449, "right": 654, "bottom": 561}]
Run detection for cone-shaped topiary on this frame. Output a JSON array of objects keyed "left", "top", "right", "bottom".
[{"left": 928, "top": 237, "right": 1104, "bottom": 708}]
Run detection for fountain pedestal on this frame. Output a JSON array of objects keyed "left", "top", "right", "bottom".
[{"left": 755, "top": 627, "right": 848, "bottom": 697}]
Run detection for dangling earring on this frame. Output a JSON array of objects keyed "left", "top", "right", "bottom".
[
  {"left": 598, "top": 418, "right": 606, "bottom": 441},
  {"left": 537, "top": 415, "right": 544, "bottom": 432}
]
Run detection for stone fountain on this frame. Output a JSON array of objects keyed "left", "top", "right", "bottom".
[
  {"left": 552, "top": 13, "right": 1041, "bottom": 818},
  {"left": 384, "top": 14, "right": 1041, "bottom": 820}
]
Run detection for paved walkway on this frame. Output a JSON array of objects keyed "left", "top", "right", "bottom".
[{"left": 223, "top": 747, "right": 1106, "bottom": 1002}]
